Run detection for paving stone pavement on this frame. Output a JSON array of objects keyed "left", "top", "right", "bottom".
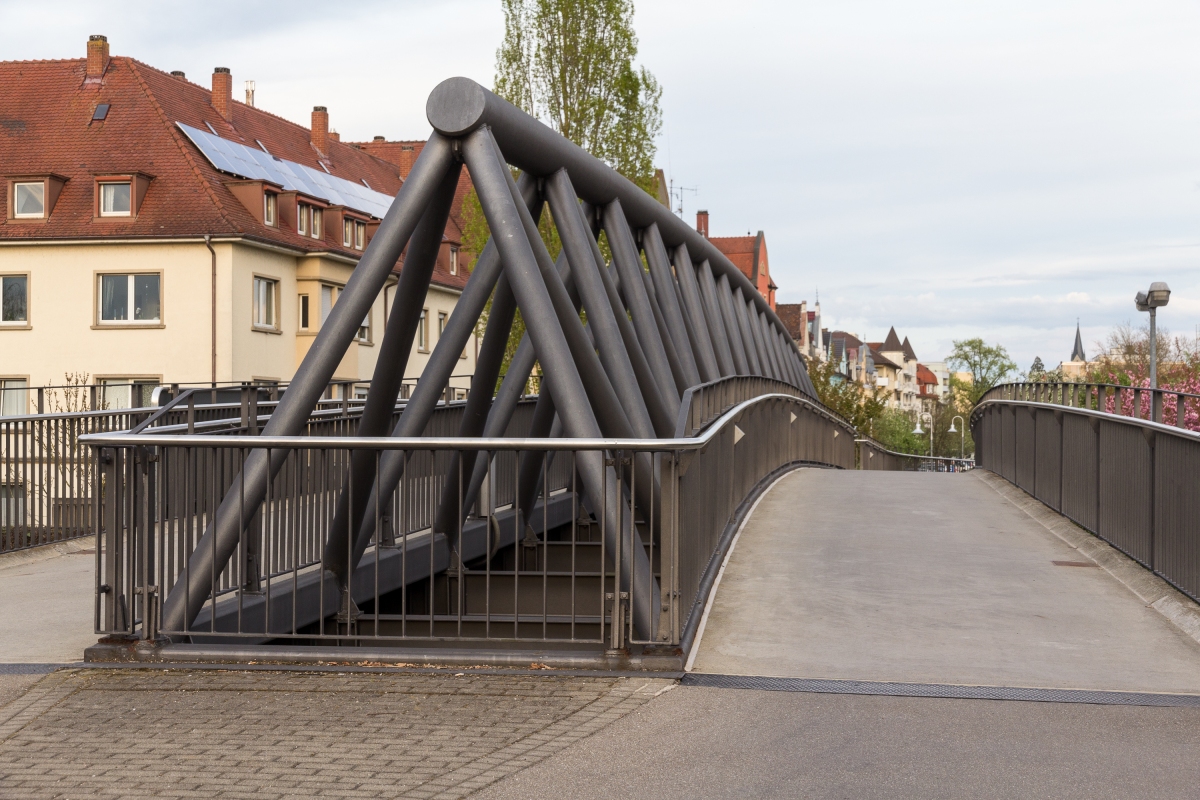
[{"left": 0, "top": 668, "right": 674, "bottom": 799}]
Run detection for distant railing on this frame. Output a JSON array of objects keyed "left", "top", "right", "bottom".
[
  {"left": 856, "top": 438, "right": 974, "bottom": 472},
  {"left": 973, "top": 381, "right": 1200, "bottom": 604},
  {"left": 0, "top": 378, "right": 475, "bottom": 554}
]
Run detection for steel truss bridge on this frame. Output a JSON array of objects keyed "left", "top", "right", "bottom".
[{"left": 81, "top": 78, "right": 961, "bottom": 669}]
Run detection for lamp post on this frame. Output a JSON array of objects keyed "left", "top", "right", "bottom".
[
  {"left": 948, "top": 415, "right": 965, "bottom": 460},
  {"left": 912, "top": 412, "right": 934, "bottom": 457},
  {"left": 1135, "top": 281, "right": 1170, "bottom": 421}
]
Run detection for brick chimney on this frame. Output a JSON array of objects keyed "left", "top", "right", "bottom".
[
  {"left": 86, "top": 35, "right": 109, "bottom": 79},
  {"left": 212, "top": 68, "right": 233, "bottom": 120},
  {"left": 696, "top": 210, "right": 709, "bottom": 238},
  {"left": 312, "top": 107, "right": 329, "bottom": 155}
]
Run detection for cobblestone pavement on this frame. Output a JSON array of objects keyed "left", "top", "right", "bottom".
[{"left": 0, "top": 668, "right": 674, "bottom": 799}]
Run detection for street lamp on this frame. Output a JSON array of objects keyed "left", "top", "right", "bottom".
[
  {"left": 912, "top": 412, "right": 934, "bottom": 457},
  {"left": 948, "top": 415, "right": 965, "bottom": 460},
  {"left": 1135, "top": 282, "right": 1170, "bottom": 390}
]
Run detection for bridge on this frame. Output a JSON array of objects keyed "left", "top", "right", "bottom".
[{"left": 51, "top": 78, "right": 1195, "bottom": 682}]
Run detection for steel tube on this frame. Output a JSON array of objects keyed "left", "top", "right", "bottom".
[
  {"left": 323, "top": 162, "right": 463, "bottom": 585},
  {"left": 671, "top": 244, "right": 721, "bottom": 382},
  {"left": 603, "top": 199, "right": 682, "bottom": 409},
  {"left": 696, "top": 260, "right": 738, "bottom": 377},
  {"left": 162, "top": 135, "right": 457, "bottom": 634},
  {"left": 425, "top": 78, "right": 796, "bottom": 346},
  {"left": 644, "top": 225, "right": 701, "bottom": 388},
  {"left": 463, "top": 128, "right": 657, "bottom": 639},
  {"left": 749, "top": 304, "right": 780, "bottom": 381},
  {"left": 732, "top": 288, "right": 763, "bottom": 375},
  {"left": 715, "top": 274, "right": 750, "bottom": 374},
  {"left": 642, "top": 270, "right": 690, "bottom": 396}
]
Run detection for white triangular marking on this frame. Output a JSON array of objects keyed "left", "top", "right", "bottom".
[
  {"left": 833, "top": 430, "right": 839, "bottom": 438},
  {"left": 789, "top": 412, "right": 797, "bottom": 424},
  {"left": 733, "top": 425, "right": 745, "bottom": 444}
]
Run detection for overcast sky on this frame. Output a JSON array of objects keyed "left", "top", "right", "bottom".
[{"left": 5, "top": 0, "right": 1199, "bottom": 369}]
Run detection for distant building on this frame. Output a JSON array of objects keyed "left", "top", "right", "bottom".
[
  {"left": 827, "top": 331, "right": 875, "bottom": 386},
  {"left": 695, "top": 211, "right": 777, "bottom": 309},
  {"left": 1059, "top": 323, "right": 1088, "bottom": 380},
  {"left": 776, "top": 300, "right": 823, "bottom": 362},
  {"left": 866, "top": 327, "right": 943, "bottom": 412}
]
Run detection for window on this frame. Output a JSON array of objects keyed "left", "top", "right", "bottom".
[
  {"left": 417, "top": 308, "right": 428, "bottom": 352},
  {"left": 297, "top": 204, "right": 309, "bottom": 236},
  {"left": 449, "top": 246, "right": 459, "bottom": 276},
  {"left": 0, "top": 378, "right": 27, "bottom": 417},
  {"left": 357, "top": 310, "right": 370, "bottom": 343},
  {"left": 264, "top": 192, "right": 277, "bottom": 226},
  {"left": 99, "top": 273, "right": 160, "bottom": 324},
  {"left": 100, "top": 379, "right": 158, "bottom": 410},
  {"left": 299, "top": 295, "right": 310, "bottom": 330},
  {"left": 99, "top": 182, "right": 131, "bottom": 216},
  {"left": 311, "top": 208, "right": 322, "bottom": 239},
  {"left": 253, "top": 277, "right": 278, "bottom": 329},
  {"left": 343, "top": 218, "right": 354, "bottom": 248},
  {"left": 320, "top": 285, "right": 337, "bottom": 325},
  {"left": 343, "top": 218, "right": 366, "bottom": 250},
  {"left": 13, "top": 183, "right": 44, "bottom": 218},
  {"left": 438, "top": 311, "right": 447, "bottom": 339},
  {"left": 355, "top": 221, "right": 365, "bottom": 250},
  {"left": 2, "top": 276, "right": 27, "bottom": 324}
]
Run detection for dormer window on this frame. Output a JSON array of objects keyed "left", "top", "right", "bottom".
[
  {"left": 99, "top": 181, "right": 131, "bottom": 216},
  {"left": 6, "top": 175, "right": 66, "bottom": 222},
  {"left": 93, "top": 174, "right": 151, "bottom": 219},
  {"left": 311, "top": 207, "right": 322, "bottom": 239},
  {"left": 298, "top": 204, "right": 308, "bottom": 236},
  {"left": 343, "top": 218, "right": 367, "bottom": 251},
  {"left": 14, "top": 183, "right": 44, "bottom": 218},
  {"left": 264, "top": 192, "right": 277, "bottom": 226},
  {"left": 449, "top": 246, "right": 459, "bottom": 276}
]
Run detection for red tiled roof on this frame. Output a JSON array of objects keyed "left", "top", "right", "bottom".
[
  {"left": 916, "top": 364, "right": 938, "bottom": 385},
  {"left": 0, "top": 55, "right": 466, "bottom": 291},
  {"left": 775, "top": 303, "right": 806, "bottom": 339}
]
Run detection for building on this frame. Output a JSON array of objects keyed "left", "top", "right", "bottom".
[
  {"left": 0, "top": 36, "right": 473, "bottom": 412},
  {"left": 776, "top": 300, "right": 824, "bottom": 362},
  {"left": 827, "top": 331, "right": 875, "bottom": 386},
  {"left": 1059, "top": 322, "right": 1088, "bottom": 380},
  {"left": 867, "top": 327, "right": 922, "bottom": 411},
  {"left": 915, "top": 363, "right": 940, "bottom": 410},
  {"left": 695, "top": 210, "right": 777, "bottom": 309}
]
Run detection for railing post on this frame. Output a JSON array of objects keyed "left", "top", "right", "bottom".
[
  {"left": 657, "top": 452, "right": 679, "bottom": 644},
  {"left": 1152, "top": 389, "right": 1162, "bottom": 424},
  {"left": 1177, "top": 393, "right": 1186, "bottom": 429}
]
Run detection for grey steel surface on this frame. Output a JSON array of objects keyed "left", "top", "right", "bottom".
[{"left": 682, "top": 673, "right": 1200, "bottom": 708}]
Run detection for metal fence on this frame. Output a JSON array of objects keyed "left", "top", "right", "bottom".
[
  {"left": 974, "top": 382, "right": 1200, "bottom": 604},
  {"left": 83, "top": 387, "right": 859, "bottom": 659},
  {"left": 856, "top": 438, "right": 974, "bottom": 472},
  {"left": 0, "top": 381, "right": 436, "bottom": 554}
]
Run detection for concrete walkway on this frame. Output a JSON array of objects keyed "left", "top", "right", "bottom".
[
  {"left": 690, "top": 469, "right": 1200, "bottom": 693},
  {"left": 0, "top": 538, "right": 95, "bottom": 665}
]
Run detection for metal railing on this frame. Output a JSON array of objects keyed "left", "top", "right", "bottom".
[
  {"left": 974, "top": 381, "right": 1200, "bottom": 604},
  {"left": 83, "top": 389, "right": 858, "bottom": 657},
  {"left": 0, "top": 380, "right": 456, "bottom": 554},
  {"left": 856, "top": 438, "right": 974, "bottom": 472}
]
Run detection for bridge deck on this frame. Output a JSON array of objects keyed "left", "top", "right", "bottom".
[{"left": 691, "top": 468, "right": 1200, "bottom": 694}]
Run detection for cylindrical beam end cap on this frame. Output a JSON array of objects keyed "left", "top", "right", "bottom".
[{"left": 427, "top": 77, "right": 489, "bottom": 136}]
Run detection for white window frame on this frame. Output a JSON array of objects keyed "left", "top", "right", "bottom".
[
  {"left": 299, "top": 294, "right": 311, "bottom": 331},
  {"left": 297, "top": 204, "right": 309, "bottom": 236},
  {"left": 343, "top": 218, "right": 353, "bottom": 248},
  {"left": 98, "top": 181, "right": 132, "bottom": 217},
  {"left": 355, "top": 221, "right": 365, "bottom": 250},
  {"left": 253, "top": 276, "right": 279, "bottom": 331},
  {"left": 0, "top": 377, "right": 28, "bottom": 417},
  {"left": 449, "top": 246, "right": 459, "bottom": 275},
  {"left": 1, "top": 274, "right": 29, "bottom": 326},
  {"left": 311, "top": 207, "right": 322, "bottom": 239},
  {"left": 13, "top": 181, "right": 45, "bottom": 219},
  {"left": 96, "top": 272, "right": 162, "bottom": 326},
  {"left": 264, "top": 192, "right": 277, "bottom": 226},
  {"left": 356, "top": 309, "right": 371, "bottom": 343},
  {"left": 417, "top": 308, "right": 428, "bottom": 352}
]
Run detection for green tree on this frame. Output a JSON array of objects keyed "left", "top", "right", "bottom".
[
  {"left": 947, "top": 338, "right": 1017, "bottom": 410},
  {"left": 495, "top": 0, "right": 663, "bottom": 192},
  {"left": 808, "top": 356, "right": 886, "bottom": 434}
]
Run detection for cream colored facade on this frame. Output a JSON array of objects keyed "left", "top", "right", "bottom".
[{"left": 0, "top": 238, "right": 475, "bottom": 410}]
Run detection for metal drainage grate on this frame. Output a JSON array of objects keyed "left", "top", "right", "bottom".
[
  {"left": 1052, "top": 560, "right": 1097, "bottom": 568},
  {"left": 682, "top": 673, "right": 1200, "bottom": 708},
  {"left": 0, "top": 663, "right": 80, "bottom": 675}
]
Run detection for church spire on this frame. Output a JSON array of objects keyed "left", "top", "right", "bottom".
[{"left": 1070, "top": 321, "right": 1086, "bottom": 363}]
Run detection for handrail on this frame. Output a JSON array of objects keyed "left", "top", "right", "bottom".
[
  {"left": 82, "top": 391, "right": 825, "bottom": 452},
  {"left": 854, "top": 438, "right": 975, "bottom": 467},
  {"left": 973, "top": 396, "right": 1200, "bottom": 443},
  {"left": 978, "top": 380, "right": 1200, "bottom": 431}
]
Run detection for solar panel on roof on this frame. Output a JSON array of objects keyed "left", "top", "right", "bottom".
[{"left": 176, "top": 123, "right": 395, "bottom": 220}]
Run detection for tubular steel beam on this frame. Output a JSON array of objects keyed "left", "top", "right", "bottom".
[
  {"left": 463, "top": 128, "right": 658, "bottom": 640},
  {"left": 732, "top": 287, "right": 763, "bottom": 376},
  {"left": 644, "top": 225, "right": 701, "bottom": 388},
  {"left": 696, "top": 260, "right": 738, "bottom": 377},
  {"left": 425, "top": 77, "right": 805, "bottom": 364},
  {"left": 162, "top": 135, "right": 458, "bottom": 634},
  {"left": 642, "top": 269, "right": 690, "bottom": 396},
  {"left": 672, "top": 244, "right": 721, "bottom": 382},
  {"left": 715, "top": 273, "right": 750, "bottom": 375}
]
